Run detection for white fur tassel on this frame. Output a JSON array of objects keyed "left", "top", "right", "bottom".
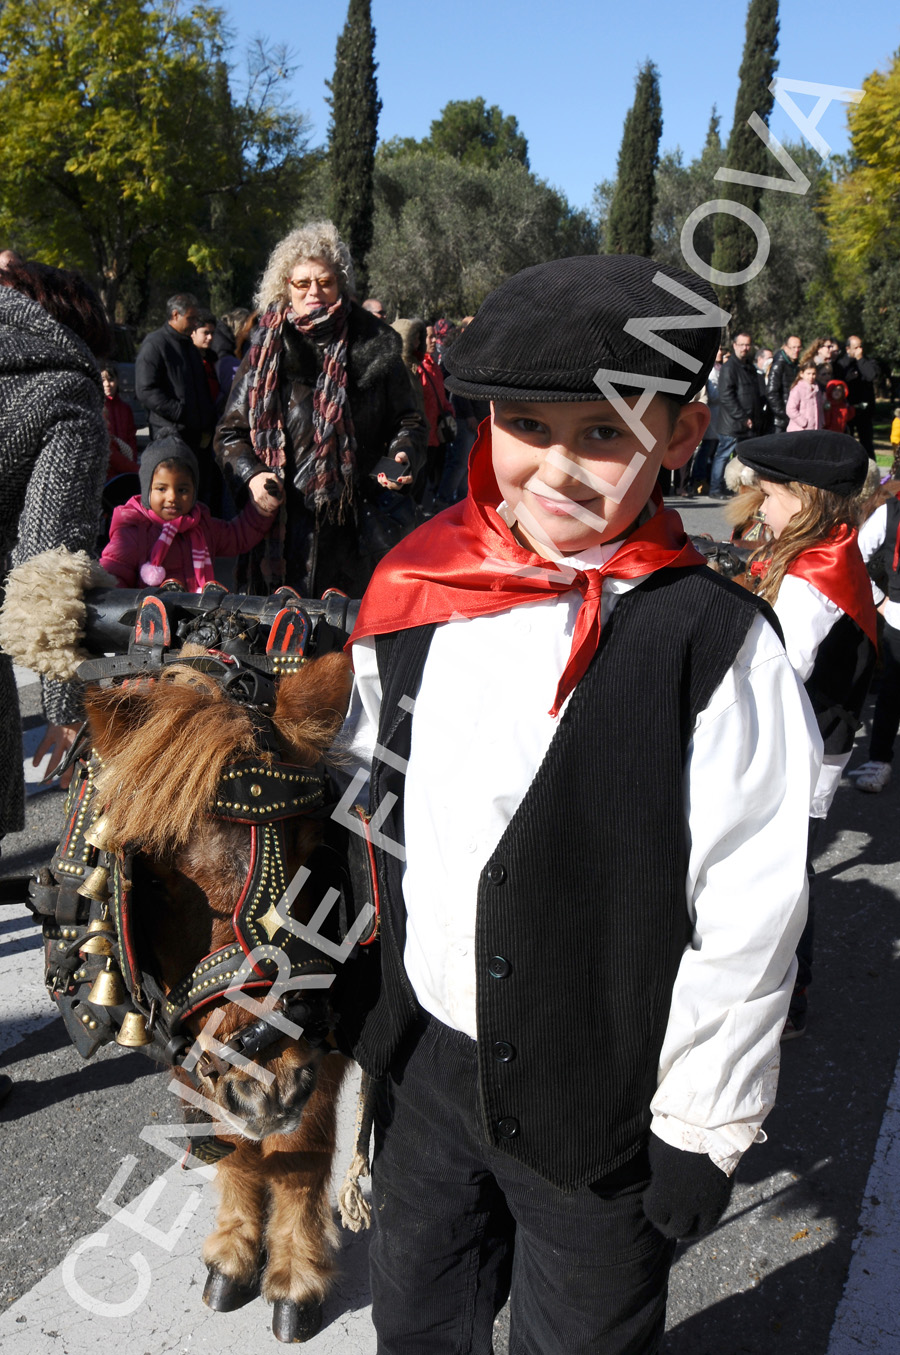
[
  {"left": 0, "top": 546, "right": 117, "bottom": 680},
  {"left": 338, "top": 1150, "right": 372, "bottom": 1232},
  {"left": 338, "top": 1071, "right": 375, "bottom": 1232}
]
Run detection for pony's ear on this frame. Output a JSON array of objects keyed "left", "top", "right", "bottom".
[
  {"left": 272, "top": 652, "right": 352, "bottom": 763},
  {"left": 82, "top": 686, "right": 150, "bottom": 762}
]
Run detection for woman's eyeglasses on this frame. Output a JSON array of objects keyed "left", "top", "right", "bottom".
[{"left": 288, "top": 276, "right": 338, "bottom": 293}]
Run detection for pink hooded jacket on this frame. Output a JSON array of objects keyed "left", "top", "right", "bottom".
[
  {"left": 100, "top": 496, "right": 271, "bottom": 591},
  {"left": 786, "top": 381, "right": 825, "bottom": 432}
]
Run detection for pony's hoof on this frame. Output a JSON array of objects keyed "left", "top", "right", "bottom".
[
  {"left": 202, "top": 1265, "right": 259, "bottom": 1312},
  {"left": 272, "top": 1298, "right": 323, "bottom": 1343}
]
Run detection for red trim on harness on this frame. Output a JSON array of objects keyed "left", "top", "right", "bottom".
[
  {"left": 180, "top": 976, "right": 273, "bottom": 1022},
  {"left": 115, "top": 859, "right": 141, "bottom": 993},
  {"left": 231, "top": 825, "right": 266, "bottom": 977},
  {"left": 355, "top": 807, "right": 380, "bottom": 947}
]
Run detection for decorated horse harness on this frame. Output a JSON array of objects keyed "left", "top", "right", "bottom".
[{"left": 26, "top": 584, "right": 377, "bottom": 1126}]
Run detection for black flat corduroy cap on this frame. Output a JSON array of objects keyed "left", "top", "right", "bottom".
[
  {"left": 738, "top": 431, "right": 870, "bottom": 497},
  {"left": 443, "top": 255, "right": 723, "bottom": 403}
]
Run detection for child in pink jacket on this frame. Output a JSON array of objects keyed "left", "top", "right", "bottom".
[
  {"left": 786, "top": 363, "right": 825, "bottom": 432},
  {"left": 100, "top": 436, "right": 280, "bottom": 590}
]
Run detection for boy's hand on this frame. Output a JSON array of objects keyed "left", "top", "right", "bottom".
[
  {"left": 248, "top": 472, "right": 284, "bottom": 516},
  {"left": 641, "top": 1136, "right": 734, "bottom": 1240}
]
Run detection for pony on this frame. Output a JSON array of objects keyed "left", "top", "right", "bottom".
[{"left": 80, "top": 647, "right": 355, "bottom": 1343}]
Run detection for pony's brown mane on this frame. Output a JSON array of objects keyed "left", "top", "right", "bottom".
[{"left": 84, "top": 650, "right": 351, "bottom": 856}]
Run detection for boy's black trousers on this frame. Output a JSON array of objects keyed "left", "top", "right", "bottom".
[{"left": 370, "top": 1014, "right": 676, "bottom": 1354}]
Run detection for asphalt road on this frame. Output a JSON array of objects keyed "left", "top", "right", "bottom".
[{"left": 2, "top": 495, "right": 899, "bottom": 1353}]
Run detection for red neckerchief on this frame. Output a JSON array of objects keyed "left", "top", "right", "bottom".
[
  {"left": 350, "top": 425, "right": 704, "bottom": 716},
  {"left": 786, "top": 524, "right": 878, "bottom": 648}
]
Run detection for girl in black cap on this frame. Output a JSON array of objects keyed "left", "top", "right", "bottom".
[{"left": 743, "top": 430, "right": 878, "bottom": 1036}]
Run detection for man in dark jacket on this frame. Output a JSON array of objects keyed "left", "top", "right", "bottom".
[
  {"left": 766, "top": 335, "right": 801, "bottom": 433},
  {"left": 709, "top": 334, "right": 763, "bottom": 498},
  {"left": 135, "top": 293, "right": 215, "bottom": 455},
  {"left": 835, "top": 335, "right": 879, "bottom": 456}
]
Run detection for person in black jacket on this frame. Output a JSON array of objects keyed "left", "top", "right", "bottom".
[
  {"left": 215, "top": 221, "right": 426, "bottom": 596},
  {"left": 709, "top": 333, "right": 763, "bottom": 498},
  {"left": 766, "top": 335, "right": 801, "bottom": 433},
  {"left": 135, "top": 293, "right": 215, "bottom": 456},
  {"left": 835, "top": 335, "right": 879, "bottom": 456}
]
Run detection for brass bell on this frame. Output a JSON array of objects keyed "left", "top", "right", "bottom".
[
  {"left": 87, "top": 958, "right": 126, "bottom": 1007},
  {"left": 85, "top": 814, "right": 116, "bottom": 853},
  {"left": 79, "top": 933, "right": 114, "bottom": 956},
  {"left": 116, "top": 1012, "right": 152, "bottom": 1047},
  {"left": 86, "top": 916, "right": 115, "bottom": 935},
  {"left": 77, "top": 864, "right": 110, "bottom": 904}
]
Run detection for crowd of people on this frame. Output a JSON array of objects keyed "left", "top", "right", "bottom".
[
  {"left": 677, "top": 328, "right": 887, "bottom": 499},
  {"left": 1, "top": 233, "right": 900, "bottom": 1351}
]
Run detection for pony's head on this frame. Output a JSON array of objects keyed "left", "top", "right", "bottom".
[{"left": 82, "top": 650, "right": 353, "bottom": 1138}]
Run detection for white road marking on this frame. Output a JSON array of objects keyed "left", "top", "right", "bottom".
[
  {"left": 0, "top": 901, "right": 56, "bottom": 1056},
  {"left": 826, "top": 1047, "right": 900, "bottom": 1353}
]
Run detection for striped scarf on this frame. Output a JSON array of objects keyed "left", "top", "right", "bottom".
[
  {"left": 246, "top": 295, "right": 357, "bottom": 515},
  {"left": 139, "top": 503, "right": 214, "bottom": 592}
]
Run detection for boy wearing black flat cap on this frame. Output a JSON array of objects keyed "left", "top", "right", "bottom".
[{"left": 342, "top": 256, "right": 819, "bottom": 1353}]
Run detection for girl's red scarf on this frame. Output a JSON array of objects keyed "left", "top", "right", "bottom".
[
  {"left": 351, "top": 426, "right": 705, "bottom": 716},
  {"left": 752, "top": 524, "right": 878, "bottom": 648},
  {"left": 134, "top": 499, "right": 215, "bottom": 592}
]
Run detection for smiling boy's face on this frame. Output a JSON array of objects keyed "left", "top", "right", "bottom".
[{"left": 490, "top": 396, "right": 707, "bottom": 556}]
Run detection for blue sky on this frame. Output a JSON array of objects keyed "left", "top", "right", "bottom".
[{"left": 223, "top": 1, "right": 900, "bottom": 213}]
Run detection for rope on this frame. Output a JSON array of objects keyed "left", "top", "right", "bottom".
[{"left": 337, "top": 1070, "right": 376, "bottom": 1231}]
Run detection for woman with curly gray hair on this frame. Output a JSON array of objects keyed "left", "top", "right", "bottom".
[{"left": 215, "top": 220, "right": 426, "bottom": 595}]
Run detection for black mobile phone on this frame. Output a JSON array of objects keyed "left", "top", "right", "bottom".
[{"left": 369, "top": 456, "right": 409, "bottom": 481}]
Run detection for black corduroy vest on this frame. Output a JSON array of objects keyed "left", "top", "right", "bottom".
[{"left": 353, "top": 566, "right": 767, "bottom": 1189}]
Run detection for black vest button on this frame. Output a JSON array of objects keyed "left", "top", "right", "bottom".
[
  {"left": 493, "top": 1040, "right": 515, "bottom": 1062},
  {"left": 488, "top": 956, "right": 511, "bottom": 979},
  {"left": 497, "top": 1116, "right": 520, "bottom": 1138},
  {"left": 487, "top": 863, "right": 507, "bottom": 885}
]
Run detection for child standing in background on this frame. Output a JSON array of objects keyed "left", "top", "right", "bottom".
[
  {"left": 100, "top": 435, "right": 280, "bottom": 591},
  {"left": 741, "top": 430, "right": 876, "bottom": 1035},
  {"left": 786, "top": 362, "right": 825, "bottom": 432}
]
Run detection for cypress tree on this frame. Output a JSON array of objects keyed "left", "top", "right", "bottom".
[
  {"left": 606, "top": 60, "right": 663, "bottom": 257},
  {"left": 326, "top": 0, "right": 381, "bottom": 295},
  {"left": 711, "top": 0, "right": 779, "bottom": 330}
]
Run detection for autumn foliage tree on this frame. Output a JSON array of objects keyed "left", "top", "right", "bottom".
[
  {"left": 0, "top": 0, "right": 310, "bottom": 321},
  {"left": 825, "top": 49, "right": 900, "bottom": 360}
]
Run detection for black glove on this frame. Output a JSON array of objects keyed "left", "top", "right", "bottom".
[{"left": 642, "top": 1136, "right": 734, "bottom": 1240}]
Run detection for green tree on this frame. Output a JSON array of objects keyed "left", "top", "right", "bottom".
[
  {"left": 606, "top": 61, "right": 663, "bottom": 256},
  {"left": 327, "top": 0, "right": 381, "bottom": 295},
  {"left": 0, "top": 0, "right": 310, "bottom": 322},
  {"left": 426, "top": 98, "right": 529, "bottom": 169},
  {"left": 380, "top": 98, "right": 530, "bottom": 172},
  {"left": 710, "top": 0, "right": 780, "bottom": 329},
  {"left": 368, "top": 150, "right": 596, "bottom": 317}
]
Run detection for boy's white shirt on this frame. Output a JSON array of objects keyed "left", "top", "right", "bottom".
[{"left": 343, "top": 515, "right": 822, "bottom": 1176}]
